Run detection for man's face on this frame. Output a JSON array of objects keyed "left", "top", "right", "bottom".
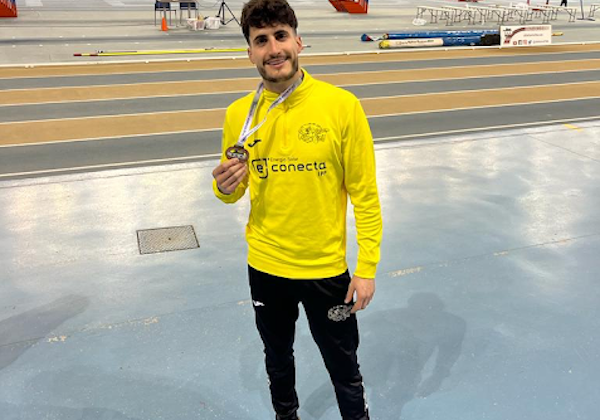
[{"left": 247, "top": 23, "right": 303, "bottom": 86}]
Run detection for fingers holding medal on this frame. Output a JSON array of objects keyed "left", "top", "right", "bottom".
[{"left": 213, "top": 150, "right": 248, "bottom": 195}]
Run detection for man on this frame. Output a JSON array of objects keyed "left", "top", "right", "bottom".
[{"left": 211, "top": 1, "right": 382, "bottom": 419}]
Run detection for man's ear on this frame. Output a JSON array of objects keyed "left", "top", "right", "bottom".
[
  {"left": 297, "top": 35, "right": 304, "bottom": 54},
  {"left": 247, "top": 46, "right": 255, "bottom": 64}
]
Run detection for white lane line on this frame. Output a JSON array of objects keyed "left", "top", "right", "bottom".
[
  {"left": 0, "top": 106, "right": 227, "bottom": 125},
  {"left": 2, "top": 96, "right": 600, "bottom": 148},
  {"left": 3, "top": 57, "right": 600, "bottom": 91},
  {"left": 0, "top": 75, "right": 260, "bottom": 93},
  {"left": 361, "top": 80, "right": 600, "bottom": 103},
  {"left": 1, "top": 80, "right": 599, "bottom": 126},
  {"left": 367, "top": 96, "right": 600, "bottom": 120},
  {"left": 3, "top": 64, "right": 600, "bottom": 108},
  {"left": 372, "top": 115, "right": 600, "bottom": 144},
  {"left": 0, "top": 127, "right": 221, "bottom": 149},
  {"left": 0, "top": 89, "right": 252, "bottom": 108},
  {"left": 1, "top": 115, "right": 599, "bottom": 180},
  {"left": 1, "top": 44, "right": 600, "bottom": 79}
]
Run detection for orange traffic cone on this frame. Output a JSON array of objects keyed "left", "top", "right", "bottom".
[{"left": 161, "top": 16, "right": 168, "bottom": 32}]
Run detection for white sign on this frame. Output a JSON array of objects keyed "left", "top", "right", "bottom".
[
  {"left": 500, "top": 25, "right": 552, "bottom": 47},
  {"left": 382, "top": 38, "right": 444, "bottom": 49}
]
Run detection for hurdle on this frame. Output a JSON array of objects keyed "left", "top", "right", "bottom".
[
  {"left": 442, "top": 5, "right": 479, "bottom": 25},
  {"left": 466, "top": 5, "right": 508, "bottom": 24},
  {"left": 415, "top": 5, "right": 455, "bottom": 25},
  {"left": 532, "top": 4, "right": 577, "bottom": 22}
]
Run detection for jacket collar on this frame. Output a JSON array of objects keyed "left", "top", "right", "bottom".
[{"left": 262, "top": 69, "right": 313, "bottom": 109}]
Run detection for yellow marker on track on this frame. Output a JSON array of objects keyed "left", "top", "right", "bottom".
[{"left": 379, "top": 40, "right": 391, "bottom": 50}]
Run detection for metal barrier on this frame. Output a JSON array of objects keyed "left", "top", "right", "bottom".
[{"left": 415, "top": 3, "right": 579, "bottom": 26}]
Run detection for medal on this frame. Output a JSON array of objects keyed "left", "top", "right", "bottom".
[
  {"left": 226, "top": 145, "right": 249, "bottom": 162},
  {"left": 226, "top": 72, "right": 304, "bottom": 162},
  {"left": 327, "top": 305, "right": 353, "bottom": 322}
]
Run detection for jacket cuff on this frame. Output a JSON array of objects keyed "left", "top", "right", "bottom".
[
  {"left": 354, "top": 259, "right": 378, "bottom": 279},
  {"left": 212, "top": 180, "right": 236, "bottom": 203}
]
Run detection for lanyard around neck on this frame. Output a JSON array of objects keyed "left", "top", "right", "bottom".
[{"left": 235, "top": 73, "right": 304, "bottom": 148}]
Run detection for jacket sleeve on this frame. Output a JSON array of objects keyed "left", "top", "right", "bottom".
[
  {"left": 342, "top": 98, "right": 383, "bottom": 279},
  {"left": 212, "top": 107, "right": 249, "bottom": 204}
]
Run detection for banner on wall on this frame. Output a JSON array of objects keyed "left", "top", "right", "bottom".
[{"left": 500, "top": 25, "right": 552, "bottom": 47}]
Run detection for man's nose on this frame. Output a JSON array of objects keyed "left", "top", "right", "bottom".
[{"left": 266, "top": 37, "right": 281, "bottom": 55}]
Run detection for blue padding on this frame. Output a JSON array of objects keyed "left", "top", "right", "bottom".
[
  {"left": 442, "top": 36, "right": 484, "bottom": 46},
  {"left": 386, "top": 30, "right": 498, "bottom": 39}
]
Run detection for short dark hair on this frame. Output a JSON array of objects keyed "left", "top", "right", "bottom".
[{"left": 241, "top": 0, "right": 298, "bottom": 44}]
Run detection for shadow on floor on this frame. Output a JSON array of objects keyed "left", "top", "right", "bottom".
[
  {"left": 0, "top": 295, "right": 90, "bottom": 371},
  {"left": 303, "top": 292, "right": 467, "bottom": 419}
]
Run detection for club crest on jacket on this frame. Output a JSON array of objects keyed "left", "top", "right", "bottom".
[{"left": 298, "top": 123, "right": 328, "bottom": 143}]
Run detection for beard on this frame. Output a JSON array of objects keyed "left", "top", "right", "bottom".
[{"left": 258, "top": 54, "right": 299, "bottom": 84}]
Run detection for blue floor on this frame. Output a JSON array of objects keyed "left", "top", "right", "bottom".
[{"left": 1, "top": 121, "right": 599, "bottom": 420}]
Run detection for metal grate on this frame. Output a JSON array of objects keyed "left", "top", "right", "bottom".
[{"left": 137, "top": 225, "right": 199, "bottom": 255}]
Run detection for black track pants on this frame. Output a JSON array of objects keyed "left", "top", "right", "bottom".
[{"left": 248, "top": 265, "right": 370, "bottom": 420}]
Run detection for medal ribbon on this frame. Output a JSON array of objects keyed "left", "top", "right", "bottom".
[{"left": 235, "top": 74, "right": 303, "bottom": 147}]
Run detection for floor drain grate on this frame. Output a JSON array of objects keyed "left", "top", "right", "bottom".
[{"left": 137, "top": 225, "right": 199, "bottom": 255}]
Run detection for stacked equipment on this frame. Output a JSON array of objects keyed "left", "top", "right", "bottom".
[{"left": 362, "top": 30, "right": 501, "bottom": 48}]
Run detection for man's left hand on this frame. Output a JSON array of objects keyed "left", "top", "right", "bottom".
[{"left": 345, "top": 275, "right": 376, "bottom": 314}]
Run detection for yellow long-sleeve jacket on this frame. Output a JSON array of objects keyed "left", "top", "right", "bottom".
[{"left": 213, "top": 70, "right": 382, "bottom": 279}]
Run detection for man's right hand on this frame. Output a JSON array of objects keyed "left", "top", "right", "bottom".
[{"left": 212, "top": 158, "right": 248, "bottom": 195}]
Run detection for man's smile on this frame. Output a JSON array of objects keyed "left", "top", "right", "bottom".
[{"left": 265, "top": 56, "right": 288, "bottom": 68}]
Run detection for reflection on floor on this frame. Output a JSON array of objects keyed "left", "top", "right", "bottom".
[{"left": 1, "top": 121, "right": 599, "bottom": 420}]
